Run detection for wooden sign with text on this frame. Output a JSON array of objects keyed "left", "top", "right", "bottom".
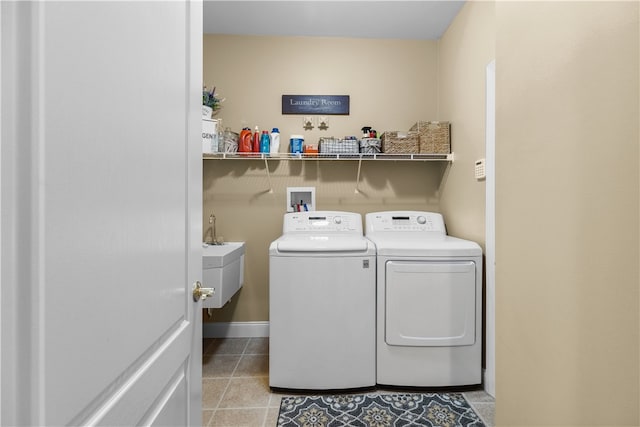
[{"left": 282, "top": 95, "right": 350, "bottom": 115}]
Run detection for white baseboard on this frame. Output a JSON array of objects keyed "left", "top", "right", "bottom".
[{"left": 203, "top": 321, "right": 270, "bottom": 338}]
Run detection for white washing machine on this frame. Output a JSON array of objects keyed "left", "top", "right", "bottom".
[
  {"left": 365, "top": 211, "right": 483, "bottom": 387},
  {"left": 269, "top": 211, "right": 376, "bottom": 390}
]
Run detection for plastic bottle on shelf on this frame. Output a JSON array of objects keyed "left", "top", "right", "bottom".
[
  {"left": 252, "top": 126, "right": 260, "bottom": 152},
  {"left": 217, "top": 127, "right": 225, "bottom": 152},
  {"left": 214, "top": 118, "right": 223, "bottom": 153},
  {"left": 239, "top": 127, "right": 252, "bottom": 153},
  {"left": 259, "top": 130, "right": 270, "bottom": 153},
  {"left": 270, "top": 128, "right": 280, "bottom": 155}
]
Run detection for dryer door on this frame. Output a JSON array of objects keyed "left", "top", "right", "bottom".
[{"left": 385, "top": 261, "right": 476, "bottom": 346}]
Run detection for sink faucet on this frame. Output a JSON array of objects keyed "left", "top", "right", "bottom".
[{"left": 209, "top": 213, "right": 223, "bottom": 245}]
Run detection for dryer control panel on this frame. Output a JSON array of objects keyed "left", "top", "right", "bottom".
[
  {"left": 283, "top": 211, "right": 362, "bottom": 234},
  {"left": 366, "top": 211, "right": 446, "bottom": 234}
]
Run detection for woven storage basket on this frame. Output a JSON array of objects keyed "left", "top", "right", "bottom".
[
  {"left": 359, "top": 138, "right": 381, "bottom": 154},
  {"left": 381, "top": 131, "right": 420, "bottom": 154},
  {"left": 409, "top": 121, "right": 451, "bottom": 154},
  {"left": 319, "top": 138, "right": 359, "bottom": 154}
]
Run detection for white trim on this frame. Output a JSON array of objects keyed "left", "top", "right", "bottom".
[
  {"left": 187, "top": 2, "right": 204, "bottom": 426},
  {"left": 484, "top": 59, "right": 496, "bottom": 398},
  {"left": 203, "top": 321, "right": 270, "bottom": 338}
]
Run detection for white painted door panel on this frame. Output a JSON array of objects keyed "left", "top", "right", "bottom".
[
  {"left": 1, "top": 1, "right": 203, "bottom": 426},
  {"left": 385, "top": 261, "right": 476, "bottom": 346}
]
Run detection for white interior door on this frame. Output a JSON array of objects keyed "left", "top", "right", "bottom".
[{"left": 1, "top": 1, "right": 203, "bottom": 425}]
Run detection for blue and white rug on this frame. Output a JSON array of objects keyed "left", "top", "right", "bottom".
[{"left": 277, "top": 393, "right": 485, "bottom": 427}]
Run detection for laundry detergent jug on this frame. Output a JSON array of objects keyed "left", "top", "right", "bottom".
[{"left": 239, "top": 127, "right": 253, "bottom": 153}]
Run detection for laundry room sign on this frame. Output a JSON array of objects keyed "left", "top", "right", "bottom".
[{"left": 282, "top": 95, "right": 350, "bottom": 115}]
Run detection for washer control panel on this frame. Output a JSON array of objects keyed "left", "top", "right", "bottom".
[
  {"left": 283, "top": 211, "right": 362, "bottom": 233},
  {"left": 366, "top": 211, "right": 446, "bottom": 234}
]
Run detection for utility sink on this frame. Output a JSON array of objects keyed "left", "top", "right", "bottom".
[{"left": 202, "top": 242, "right": 245, "bottom": 308}]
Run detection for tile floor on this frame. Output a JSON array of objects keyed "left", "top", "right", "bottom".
[{"left": 202, "top": 337, "right": 495, "bottom": 427}]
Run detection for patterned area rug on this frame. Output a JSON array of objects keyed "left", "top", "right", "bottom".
[{"left": 277, "top": 393, "right": 485, "bottom": 427}]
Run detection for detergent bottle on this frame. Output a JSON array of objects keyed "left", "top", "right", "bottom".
[
  {"left": 259, "top": 130, "right": 270, "bottom": 153},
  {"left": 239, "top": 127, "right": 252, "bottom": 153},
  {"left": 270, "top": 128, "right": 280, "bottom": 154}
]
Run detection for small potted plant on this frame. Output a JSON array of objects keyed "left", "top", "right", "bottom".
[{"left": 202, "top": 86, "right": 224, "bottom": 118}]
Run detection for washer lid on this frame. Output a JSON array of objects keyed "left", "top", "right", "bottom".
[{"left": 275, "top": 234, "right": 371, "bottom": 252}]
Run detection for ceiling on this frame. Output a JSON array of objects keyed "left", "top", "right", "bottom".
[{"left": 203, "top": 1, "right": 466, "bottom": 40}]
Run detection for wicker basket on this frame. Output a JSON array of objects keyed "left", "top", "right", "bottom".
[
  {"left": 381, "top": 131, "right": 420, "bottom": 154},
  {"left": 410, "top": 121, "right": 451, "bottom": 154},
  {"left": 319, "top": 138, "right": 359, "bottom": 154}
]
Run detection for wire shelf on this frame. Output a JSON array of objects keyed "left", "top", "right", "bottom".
[{"left": 203, "top": 152, "right": 454, "bottom": 162}]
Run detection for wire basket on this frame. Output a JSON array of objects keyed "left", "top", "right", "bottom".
[{"left": 319, "top": 138, "right": 360, "bottom": 155}]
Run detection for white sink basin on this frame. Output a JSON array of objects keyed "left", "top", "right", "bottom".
[
  {"left": 203, "top": 242, "right": 244, "bottom": 267},
  {"left": 202, "top": 242, "right": 245, "bottom": 308}
]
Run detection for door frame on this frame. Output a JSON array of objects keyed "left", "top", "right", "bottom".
[
  {"left": 484, "top": 59, "right": 496, "bottom": 398},
  {"left": 187, "top": 0, "right": 204, "bottom": 424}
]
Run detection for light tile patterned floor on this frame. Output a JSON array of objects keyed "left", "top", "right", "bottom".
[{"left": 202, "top": 337, "right": 495, "bottom": 427}]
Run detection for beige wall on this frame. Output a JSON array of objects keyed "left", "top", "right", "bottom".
[
  {"left": 438, "top": 0, "right": 495, "bottom": 244},
  {"left": 495, "top": 1, "right": 639, "bottom": 425},
  {"left": 203, "top": 35, "right": 449, "bottom": 322},
  {"left": 204, "top": 35, "right": 438, "bottom": 145}
]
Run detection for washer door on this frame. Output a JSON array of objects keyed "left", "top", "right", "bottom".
[{"left": 385, "top": 260, "right": 476, "bottom": 347}]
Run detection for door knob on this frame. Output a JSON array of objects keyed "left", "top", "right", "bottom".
[{"left": 192, "top": 281, "right": 214, "bottom": 302}]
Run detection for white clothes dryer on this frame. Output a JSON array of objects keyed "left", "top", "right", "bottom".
[
  {"left": 365, "top": 211, "right": 483, "bottom": 387},
  {"left": 269, "top": 211, "right": 376, "bottom": 390}
]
